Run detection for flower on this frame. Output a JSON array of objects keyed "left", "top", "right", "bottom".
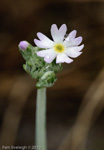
[
  {"left": 34, "top": 24, "right": 84, "bottom": 64},
  {"left": 19, "top": 41, "right": 29, "bottom": 50}
]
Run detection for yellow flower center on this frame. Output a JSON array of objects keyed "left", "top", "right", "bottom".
[{"left": 54, "top": 44, "right": 65, "bottom": 53}]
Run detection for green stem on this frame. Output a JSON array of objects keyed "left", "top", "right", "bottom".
[{"left": 36, "top": 88, "right": 47, "bottom": 150}]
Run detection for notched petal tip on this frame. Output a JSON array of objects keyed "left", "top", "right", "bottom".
[
  {"left": 37, "top": 32, "right": 41, "bottom": 37},
  {"left": 66, "top": 59, "right": 73, "bottom": 64},
  {"left": 74, "top": 36, "right": 83, "bottom": 45},
  {"left": 34, "top": 39, "right": 37, "bottom": 44},
  {"left": 81, "top": 44, "right": 84, "bottom": 49},
  {"left": 60, "top": 24, "right": 67, "bottom": 30},
  {"left": 70, "top": 30, "right": 77, "bottom": 38},
  {"left": 34, "top": 39, "right": 40, "bottom": 46},
  {"left": 34, "top": 39, "right": 43, "bottom": 48},
  {"left": 73, "top": 30, "right": 77, "bottom": 33},
  {"left": 51, "top": 24, "right": 58, "bottom": 32},
  {"left": 37, "top": 32, "right": 46, "bottom": 39},
  {"left": 78, "top": 44, "right": 84, "bottom": 51},
  {"left": 37, "top": 32, "right": 43, "bottom": 40},
  {"left": 76, "top": 44, "right": 84, "bottom": 51},
  {"left": 51, "top": 24, "right": 57, "bottom": 27},
  {"left": 56, "top": 54, "right": 73, "bottom": 64},
  {"left": 37, "top": 32, "right": 54, "bottom": 46}
]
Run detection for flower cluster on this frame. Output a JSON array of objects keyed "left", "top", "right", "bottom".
[
  {"left": 34, "top": 24, "right": 84, "bottom": 64},
  {"left": 19, "top": 24, "right": 84, "bottom": 88}
]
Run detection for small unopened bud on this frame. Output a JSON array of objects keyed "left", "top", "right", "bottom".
[{"left": 19, "top": 41, "right": 29, "bottom": 50}]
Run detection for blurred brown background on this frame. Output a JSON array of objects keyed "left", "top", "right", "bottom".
[{"left": 0, "top": 0, "right": 104, "bottom": 150}]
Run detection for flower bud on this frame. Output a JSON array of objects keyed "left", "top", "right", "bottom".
[{"left": 19, "top": 41, "right": 29, "bottom": 50}]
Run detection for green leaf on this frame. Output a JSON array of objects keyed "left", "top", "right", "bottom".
[{"left": 19, "top": 43, "right": 63, "bottom": 88}]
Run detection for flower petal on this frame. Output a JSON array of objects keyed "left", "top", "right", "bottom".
[
  {"left": 74, "top": 36, "right": 82, "bottom": 45},
  {"left": 66, "top": 30, "right": 77, "bottom": 40},
  {"left": 51, "top": 24, "right": 67, "bottom": 42},
  {"left": 37, "top": 50, "right": 50, "bottom": 57},
  {"left": 59, "top": 24, "right": 67, "bottom": 41},
  {"left": 44, "top": 51, "right": 56, "bottom": 63},
  {"left": 66, "top": 49, "right": 82, "bottom": 58},
  {"left": 64, "top": 30, "right": 77, "bottom": 45},
  {"left": 65, "top": 36, "right": 83, "bottom": 47},
  {"left": 51, "top": 24, "right": 59, "bottom": 42},
  {"left": 34, "top": 39, "right": 52, "bottom": 48},
  {"left": 37, "top": 32, "right": 54, "bottom": 45},
  {"left": 70, "top": 44, "right": 84, "bottom": 52},
  {"left": 56, "top": 54, "right": 73, "bottom": 64}
]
